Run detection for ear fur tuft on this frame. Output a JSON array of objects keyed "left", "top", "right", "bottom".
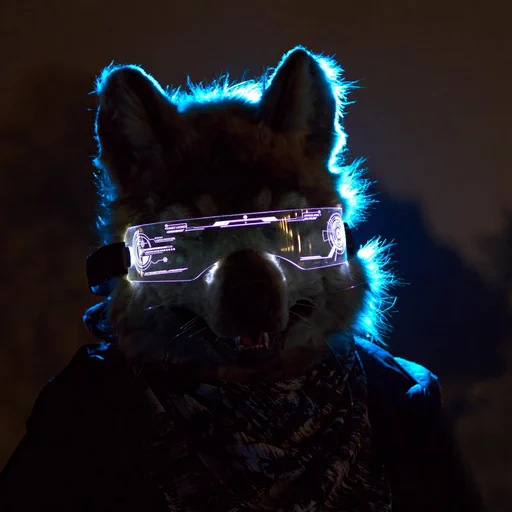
[{"left": 260, "top": 48, "right": 337, "bottom": 161}]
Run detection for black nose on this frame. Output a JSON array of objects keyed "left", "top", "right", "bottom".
[
  {"left": 218, "top": 249, "right": 282, "bottom": 333},
  {"left": 223, "top": 278, "right": 272, "bottom": 324}
]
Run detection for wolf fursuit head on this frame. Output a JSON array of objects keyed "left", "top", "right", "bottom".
[{"left": 94, "top": 47, "right": 393, "bottom": 381}]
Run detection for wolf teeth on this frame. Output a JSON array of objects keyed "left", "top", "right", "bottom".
[{"left": 232, "top": 332, "right": 274, "bottom": 355}]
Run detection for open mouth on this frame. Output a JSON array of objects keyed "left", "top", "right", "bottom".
[
  {"left": 213, "top": 298, "right": 315, "bottom": 365},
  {"left": 213, "top": 329, "right": 282, "bottom": 366},
  {"left": 164, "top": 298, "right": 316, "bottom": 369},
  {"left": 221, "top": 331, "right": 282, "bottom": 365}
]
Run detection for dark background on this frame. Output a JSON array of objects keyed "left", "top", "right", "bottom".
[{"left": 1, "top": 1, "right": 510, "bottom": 509}]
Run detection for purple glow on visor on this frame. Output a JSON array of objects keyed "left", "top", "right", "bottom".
[{"left": 125, "top": 208, "right": 346, "bottom": 283}]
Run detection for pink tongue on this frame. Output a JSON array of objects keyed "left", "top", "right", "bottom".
[{"left": 240, "top": 333, "right": 263, "bottom": 347}]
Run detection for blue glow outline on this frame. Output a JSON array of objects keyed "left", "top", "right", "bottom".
[
  {"left": 95, "top": 46, "right": 396, "bottom": 343},
  {"left": 356, "top": 238, "right": 396, "bottom": 342}
]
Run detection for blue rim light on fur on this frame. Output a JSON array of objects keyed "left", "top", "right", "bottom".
[
  {"left": 356, "top": 238, "right": 396, "bottom": 342},
  {"left": 94, "top": 46, "right": 397, "bottom": 343}
]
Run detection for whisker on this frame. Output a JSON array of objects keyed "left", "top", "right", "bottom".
[
  {"left": 297, "top": 296, "right": 318, "bottom": 305},
  {"left": 295, "top": 302, "right": 318, "bottom": 310},
  {"left": 133, "top": 364, "right": 146, "bottom": 380},
  {"left": 180, "top": 316, "right": 199, "bottom": 331},
  {"left": 290, "top": 310, "right": 310, "bottom": 325},
  {"left": 145, "top": 303, "right": 166, "bottom": 311},
  {"left": 327, "top": 281, "right": 369, "bottom": 294},
  {"left": 172, "top": 321, "right": 200, "bottom": 340},
  {"left": 145, "top": 298, "right": 191, "bottom": 311},
  {"left": 295, "top": 297, "right": 319, "bottom": 310},
  {"left": 188, "top": 326, "right": 208, "bottom": 339}
]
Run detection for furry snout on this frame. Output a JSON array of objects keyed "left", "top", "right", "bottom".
[{"left": 204, "top": 249, "right": 288, "bottom": 337}]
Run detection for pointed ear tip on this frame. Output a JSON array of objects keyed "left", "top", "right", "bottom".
[
  {"left": 96, "top": 64, "right": 153, "bottom": 98},
  {"left": 282, "top": 46, "right": 316, "bottom": 65}
]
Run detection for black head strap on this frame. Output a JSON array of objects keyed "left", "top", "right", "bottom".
[{"left": 86, "top": 242, "right": 130, "bottom": 296}]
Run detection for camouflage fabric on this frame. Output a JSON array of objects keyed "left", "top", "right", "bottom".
[{"left": 139, "top": 336, "right": 391, "bottom": 511}]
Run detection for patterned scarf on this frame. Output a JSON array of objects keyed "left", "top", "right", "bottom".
[{"left": 137, "top": 336, "right": 391, "bottom": 511}]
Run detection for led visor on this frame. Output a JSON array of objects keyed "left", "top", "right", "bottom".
[{"left": 125, "top": 208, "right": 347, "bottom": 283}]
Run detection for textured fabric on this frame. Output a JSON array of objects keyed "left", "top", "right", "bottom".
[
  {"left": 0, "top": 339, "right": 485, "bottom": 511},
  {"left": 137, "top": 337, "right": 391, "bottom": 512}
]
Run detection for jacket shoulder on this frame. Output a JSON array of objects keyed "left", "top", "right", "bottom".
[
  {"left": 355, "top": 337, "right": 442, "bottom": 413},
  {"left": 355, "top": 338, "right": 484, "bottom": 512},
  {"left": 26, "top": 342, "right": 133, "bottom": 429},
  {"left": 0, "top": 343, "right": 166, "bottom": 512}
]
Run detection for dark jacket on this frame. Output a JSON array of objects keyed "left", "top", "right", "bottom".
[{"left": 0, "top": 340, "right": 484, "bottom": 511}]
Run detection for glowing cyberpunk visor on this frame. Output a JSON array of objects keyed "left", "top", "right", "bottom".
[
  {"left": 86, "top": 208, "right": 353, "bottom": 295},
  {"left": 127, "top": 208, "right": 348, "bottom": 281}
]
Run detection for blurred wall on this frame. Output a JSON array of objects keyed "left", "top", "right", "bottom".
[{"left": 1, "top": 1, "right": 510, "bottom": 509}]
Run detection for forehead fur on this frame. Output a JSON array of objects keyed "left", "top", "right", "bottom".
[
  {"left": 94, "top": 47, "right": 370, "bottom": 235},
  {"left": 160, "top": 105, "right": 338, "bottom": 212}
]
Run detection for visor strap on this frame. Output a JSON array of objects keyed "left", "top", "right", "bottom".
[{"left": 86, "top": 242, "right": 131, "bottom": 296}]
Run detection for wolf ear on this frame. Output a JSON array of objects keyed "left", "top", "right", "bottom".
[
  {"left": 95, "top": 65, "right": 183, "bottom": 194},
  {"left": 260, "top": 48, "right": 337, "bottom": 162}
]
